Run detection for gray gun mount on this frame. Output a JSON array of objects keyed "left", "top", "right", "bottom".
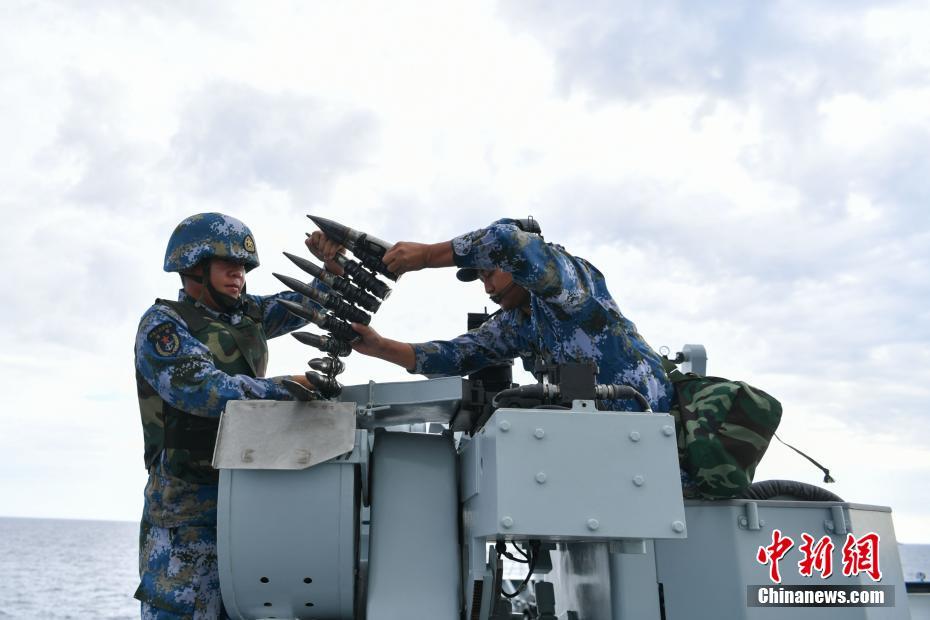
[{"left": 214, "top": 351, "right": 912, "bottom": 619}]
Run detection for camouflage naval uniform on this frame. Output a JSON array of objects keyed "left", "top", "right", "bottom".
[
  {"left": 410, "top": 220, "right": 673, "bottom": 413},
  {"left": 134, "top": 288, "right": 321, "bottom": 619}
]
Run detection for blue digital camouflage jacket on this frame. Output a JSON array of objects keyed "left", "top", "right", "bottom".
[
  {"left": 136, "top": 289, "right": 321, "bottom": 411},
  {"left": 136, "top": 288, "right": 323, "bottom": 527},
  {"left": 410, "top": 221, "right": 672, "bottom": 412}
]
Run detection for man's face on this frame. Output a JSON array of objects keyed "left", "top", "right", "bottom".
[
  {"left": 479, "top": 269, "right": 529, "bottom": 310},
  {"left": 209, "top": 258, "right": 246, "bottom": 299}
]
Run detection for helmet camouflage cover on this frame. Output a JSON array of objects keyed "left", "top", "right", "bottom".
[
  {"left": 163, "top": 213, "right": 260, "bottom": 273},
  {"left": 456, "top": 217, "right": 542, "bottom": 282}
]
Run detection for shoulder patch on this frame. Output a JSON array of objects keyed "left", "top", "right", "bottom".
[
  {"left": 243, "top": 234, "right": 256, "bottom": 253},
  {"left": 148, "top": 321, "right": 181, "bottom": 357}
]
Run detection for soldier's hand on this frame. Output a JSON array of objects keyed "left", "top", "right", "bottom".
[
  {"left": 281, "top": 374, "right": 320, "bottom": 401},
  {"left": 383, "top": 241, "right": 430, "bottom": 275},
  {"left": 290, "top": 374, "right": 314, "bottom": 389},
  {"left": 305, "top": 231, "right": 345, "bottom": 276},
  {"left": 349, "top": 323, "right": 416, "bottom": 370},
  {"left": 349, "top": 323, "right": 385, "bottom": 356}
]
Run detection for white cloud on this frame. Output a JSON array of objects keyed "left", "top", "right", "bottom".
[{"left": 169, "top": 81, "right": 377, "bottom": 205}]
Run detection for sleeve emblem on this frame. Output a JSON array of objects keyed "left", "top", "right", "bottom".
[{"left": 148, "top": 321, "right": 181, "bottom": 357}]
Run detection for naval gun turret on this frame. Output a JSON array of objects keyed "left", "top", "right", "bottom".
[
  {"left": 212, "top": 362, "right": 687, "bottom": 619},
  {"left": 210, "top": 343, "right": 912, "bottom": 619}
]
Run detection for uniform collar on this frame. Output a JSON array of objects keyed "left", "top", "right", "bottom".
[{"left": 178, "top": 289, "right": 246, "bottom": 324}]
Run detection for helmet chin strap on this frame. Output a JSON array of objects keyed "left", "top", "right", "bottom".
[
  {"left": 201, "top": 260, "right": 244, "bottom": 313},
  {"left": 182, "top": 270, "right": 203, "bottom": 284},
  {"left": 489, "top": 280, "right": 517, "bottom": 305}
]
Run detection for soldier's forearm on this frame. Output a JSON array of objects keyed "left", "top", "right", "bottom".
[
  {"left": 373, "top": 339, "right": 416, "bottom": 371},
  {"left": 425, "top": 241, "right": 454, "bottom": 269}
]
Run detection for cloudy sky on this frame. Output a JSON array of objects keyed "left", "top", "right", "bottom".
[{"left": 0, "top": 1, "right": 928, "bottom": 543}]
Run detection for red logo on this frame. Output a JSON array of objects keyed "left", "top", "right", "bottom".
[
  {"left": 756, "top": 529, "right": 795, "bottom": 584},
  {"left": 841, "top": 533, "right": 882, "bottom": 581},
  {"left": 798, "top": 534, "right": 835, "bottom": 579},
  {"left": 757, "top": 530, "right": 882, "bottom": 583}
]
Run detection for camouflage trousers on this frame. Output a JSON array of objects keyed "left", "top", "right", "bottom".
[
  {"left": 141, "top": 601, "right": 230, "bottom": 620},
  {"left": 135, "top": 520, "right": 229, "bottom": 620}
]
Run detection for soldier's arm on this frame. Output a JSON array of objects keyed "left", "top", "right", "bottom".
[
  {"left": 250, "top": 285, "right": 330, "bottom": 339},
  {"left": 135, "top": 307, "right": 296, "bottom": 417},
  {"left": 349, "top": 312, "right": 528, "bottom": 376},
  {"left": 408, "top": 311, "right": 531, "bottom": 376},
  {"left": 452, "top": 221, "right": 592, "bottom": 306}
]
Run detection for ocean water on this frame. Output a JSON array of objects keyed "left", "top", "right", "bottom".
[
  {"left": 901, "top": 544, "right": 930, "bottom": 582},
  {"left": 0, "top": 517, "right": 139, "bottom": 620},
  {"left": 0, "top": 516, "right": 928, "bottom": 619}
]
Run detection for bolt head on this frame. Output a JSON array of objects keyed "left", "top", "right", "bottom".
[
  {"left": 662, "top": 425, "right": 675, "bottom": 437},
  {"left": 535, "top": 472, "right": 547, "bottom": 484},
  {"left": 587, "top": 518, "right": 600, "bottom": 531},
  {"left": 672, "top": 520, "right": 686, "bottom": 533},
  {"left": 499, "top": 420, "right": 511, "bottom": 432},
  {"left": 633, "top": 475, "right": 645, "bottom": 487},
  {"left": 534, "top": 428, "right": 545, "bottom": 439},
  {"left": 501, "top": 516, "right": 514, "bottom": 529},
  {"left": 629, "top": 431, "right": 641, "bottom": 442}
]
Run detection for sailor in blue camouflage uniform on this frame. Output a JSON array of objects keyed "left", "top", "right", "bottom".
[
  {"left": 135, "top": 213, "right": 327, "bottom": 619},
  {"left": 319, "top": 218, "right": 671, "bottom": 413}
]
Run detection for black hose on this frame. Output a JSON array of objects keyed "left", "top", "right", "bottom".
[
  {"left": 739, "top": 479, "right": 844, "bottom": 502},
  {"left": 595, "top": 384, "right": 652, "bottom": 412},
  {"left": 491, "top": 384, "right": 546, "bottom": 408}
]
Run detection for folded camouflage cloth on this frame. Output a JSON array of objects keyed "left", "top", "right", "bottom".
[{"left": 663, "top": 358, "right": 783, "bottom": 499}]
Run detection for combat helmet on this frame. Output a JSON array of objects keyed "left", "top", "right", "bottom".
[
  {"left": 164, "top": 212, "right": 260, "bottom": 273},
  {"left": 165, "top": 213, "right": 259, "bottom": 312}
]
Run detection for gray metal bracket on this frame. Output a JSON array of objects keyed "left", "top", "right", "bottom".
[
  {"left": 339, "top": 376, "right": 467, "bottom": 428},
  {"left": 737, "top": 501, "right": 765, "bottom": 530},
  {"left": 824, "top": 505, "right": 850, "bottom": 535}
]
